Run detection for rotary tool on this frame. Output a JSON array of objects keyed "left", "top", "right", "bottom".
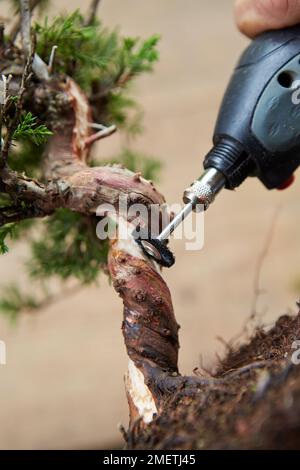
[{"left": 137, "top": 25, "right": 300, "bottom": 268}]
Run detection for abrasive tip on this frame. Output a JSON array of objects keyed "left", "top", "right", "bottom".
[{"left": 136, "top": 238, "right": 175, "bottom": 268}]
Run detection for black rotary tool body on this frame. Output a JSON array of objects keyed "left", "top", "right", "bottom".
[{"left": 137, "top": 25, "right": 300, "bottom": 267}]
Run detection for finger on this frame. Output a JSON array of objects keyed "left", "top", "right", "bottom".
[{"left": 235, "top": 0, "right": 300, "bottom": 38}]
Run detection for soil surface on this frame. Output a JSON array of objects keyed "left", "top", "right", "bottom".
[{"left": 128, "top": 313, "right": 300, "bottom": 449}]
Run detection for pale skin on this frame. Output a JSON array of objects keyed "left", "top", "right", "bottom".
[{"left": 235, "top": 0, "right": 300, "bottom": 37}]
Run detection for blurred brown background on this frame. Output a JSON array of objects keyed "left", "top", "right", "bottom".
[{"left": 0, "top": 0, "right": 300, "bottom": 449}]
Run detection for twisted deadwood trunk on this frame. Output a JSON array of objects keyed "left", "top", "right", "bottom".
[
  {"left": 38, "top": 78, "right": 182, "bottom": 423},
  {"left": 108, "top": 235, "right": 179, "bottom": 423},
  {"left": 0, "top": 30, "right": 219, "bottom": 424},
  {"left": 44, "top": 77, "right": 213, "bottom": 426},
  {"left": 36, "top": 76, "right": 212, "bottom": 425},
  {"left": 16, "top": 75, "right": 202, "bottom": 424}
]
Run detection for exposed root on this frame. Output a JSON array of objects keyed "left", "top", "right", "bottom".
[{"left": 126, "top": 312, "right": 300, "bottom": 450}]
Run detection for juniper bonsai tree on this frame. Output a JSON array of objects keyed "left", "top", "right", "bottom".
[
  {"left": 0, "top": 0, "right": 187, "bottom": 424},
  {"left": 1, "top": 1, "right": 300, "bottom": 450}
]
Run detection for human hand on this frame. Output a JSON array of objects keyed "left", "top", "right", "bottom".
[{"left": 235, "top": 0, "right": 300, "bottom": 37}]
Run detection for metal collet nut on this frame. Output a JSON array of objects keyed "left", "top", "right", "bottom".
[{"left": 183, "top": 180, "right": 215, "bottom": 211}]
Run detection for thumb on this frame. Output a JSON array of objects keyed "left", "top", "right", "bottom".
[{"left": 235, "top": 0, "right": 300, "bottom": 38}]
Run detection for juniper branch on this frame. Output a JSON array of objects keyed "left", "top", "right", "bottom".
[
  {"left": 0, "top": 44, "right": 34, "bottom": 166},
  {"left": 20, "top": 0, "right": 32, "bottom": 57},
  {"left": 10, "top": 0, "right": 42, "bottom": 43},
  {"left": 85, "top": 0, "right": 101, "bottom": 26}
]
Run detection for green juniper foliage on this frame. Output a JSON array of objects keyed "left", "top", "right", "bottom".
[
  {"left": 35, "top": 10, "right": 159, "bottom": 131},
  {"left": 0, "top": 5, "right": 162, "bottom": 320},
  {"left": 13, "top": 112, "right": 53, "bottom": 145},
  {"left": 0, "top": 284, "right": 39, "bottom": 322},
  {"left": 0, "top": 223, "right": 16, "bottom": 255},
  {"left": 28, "top": 209, "right": 109, "bottom": 284},
  {"left": 35, "top": 10, "right": 159, "bottom": 88},
  {"left": 35, "top": 10, "right": 108, "bottom": 75},
  {"left": 0, "top": 216, "right": 34, "bottom": 250},
  {"left": 9, "top": 140, "right": 45, "bottom": 177},
  {"left": 0, "top": 218, "right": 33, "bottom": 255}
]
